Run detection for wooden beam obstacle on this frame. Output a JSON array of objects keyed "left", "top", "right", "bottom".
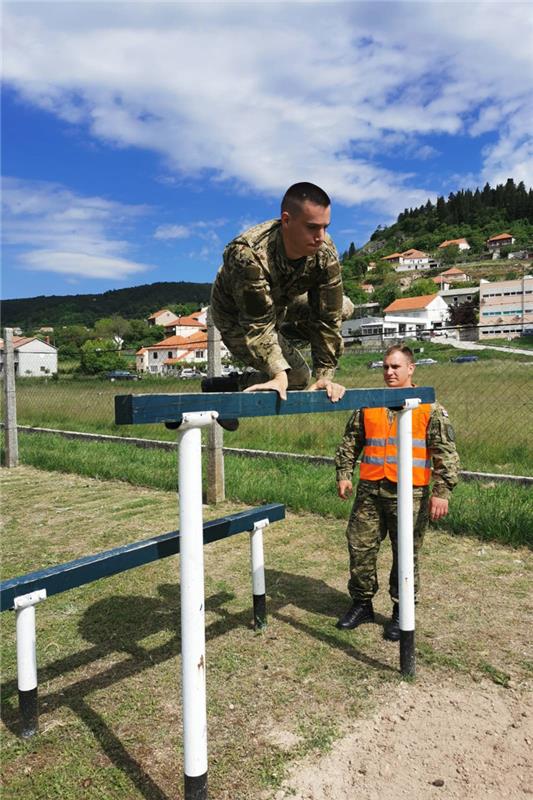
[
  {"left": 113, "top": 387, "right": 435, "bottom": 800},
  {"left": 115, "top": 385, "right": 436, "bottom": 426},
  {"left": 1, "top": 503, "right": 285, "bottom": 740}
]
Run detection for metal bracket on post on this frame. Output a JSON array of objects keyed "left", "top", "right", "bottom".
[
  {"left": 397, "top": 397, "right": 420, "bottom": 678},
  {"left": 13, "top": 589, "right": 47, "bottom": 738},
  {"left": 250, "top": 518, "right": 269, "bottom": 630},
  {"left": 178, "top": 410, "right": 217, "bottom": 800}
]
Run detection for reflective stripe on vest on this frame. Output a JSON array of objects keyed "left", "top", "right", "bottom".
[{"left": 359, "top": 405, "right": 432, "bottom": 485}]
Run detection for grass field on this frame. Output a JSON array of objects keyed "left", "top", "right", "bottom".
[
  {"left": 13, "top": 430, "right": 533, "bottom": 548},
  {"left": 5, "top": 343, "right": 533, "bottom": 475},
  {"left": 1, "top": 467, "right": 531, "bottom": 800}
]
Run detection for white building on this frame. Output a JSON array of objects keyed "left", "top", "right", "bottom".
[
  {"left": 0, "top": 336, "right": 58, "bottom": 377},
  {"left": 384, "top": 293, "right": 450, "bottom": 335},
  {"left": 479, "top": 276, "right": 533, "bottom": 339},
  {"left": 147, "top": 308, "right": 180, "bottom": 327},
  {"left": 382, "top": 249, "right": 431, "bottom": 273},
  {"left": 439, "top": 286, "right": 479, "bottom": 309},
  {"left": 137, "top": 330, "right": 230, "bottom": 374},
  {"left": 438, "top": 238, "right": 471, "bottom": 251}
]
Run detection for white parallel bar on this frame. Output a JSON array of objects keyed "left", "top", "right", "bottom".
[
  {"left": 14, "top": 590, "right": 46, "bottom": 691},
  {"left": 397, "top": 400, "right": 418, "bottom": 634},
  {"left": 16, "top": 605, "right": 38, "bottom": 691},
  {"left": 178, "top": 411, "right": 216, "bottom": 782},
  {"left": 250, "top": 519, "right": 268, "bottom": 596}
]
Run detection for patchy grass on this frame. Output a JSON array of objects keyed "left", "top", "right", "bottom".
[
  {"left": 12, "top": 431, "right": 533, "bottom": 548},
  {"left": 1, "top": 467, "right": 531, "bottom": 799}
]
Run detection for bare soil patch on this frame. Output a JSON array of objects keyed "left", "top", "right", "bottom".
[{"left": 272, "top": 675, "right": 532, "bottom": 800}]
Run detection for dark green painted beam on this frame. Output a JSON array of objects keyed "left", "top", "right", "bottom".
[
  {"left": 115, "top": 387, "right": 436, "bottom": 426},
  {"left": 0, "top": 503, "right": 285, "bottom": 612}
]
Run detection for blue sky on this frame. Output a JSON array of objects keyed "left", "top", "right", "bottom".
[{"left": 2, "top": 1, "right": 532, "bottom": 300}]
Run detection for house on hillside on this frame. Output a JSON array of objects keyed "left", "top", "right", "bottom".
[
  {"left": 486, "top": 233, "right": 515, "bottom": 250},
  {"left": 384, "top": 293, "right": 449, "bottom": 335},
  {"left": 342, "top": 316, "right": 398, "bottom": 343},
  {"left": 147, "top": 309, "right": 180, "bottom": 327},
  {"left": 433, "top": 276, "right": 450, "bottom": 291},
  {"left": 438, "top": 267, "right": 469, "bottom": 283},
  {"left": 0, "top": 336, "right": 58, "bottom": 377},
  {"left": 361, "top": 283, "right": 374, "bottom": 294},
  {"left": 163, "top": 309, "right": 208, "bottom": 336},
  {"left": 438, "top": 238, "right": 470, "bottom": 251},
  {"left": 478, "top": 276, "right": 533, "bottom": 339},
  {"left": 382, "top": 249, "right": 432, "bottom": 272},
  {"left": 136, "top": 330, "right": 229, "bottom": 374}
]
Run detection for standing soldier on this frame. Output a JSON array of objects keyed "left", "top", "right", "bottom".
[
  {"left": 206, "top": 183, "right": 354, "bottom": 427},
  {"left": 335, "top": 344, "right": 459, "bottom": 640}
]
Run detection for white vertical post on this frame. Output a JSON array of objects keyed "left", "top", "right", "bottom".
[
  {"left": 14, "top": 589, "right": 46, "bottom": 737},
  {"left": 397, "top": 398, "right": 419, "bottom": 677},
  {"left": 178, "top": 410, "right": 217, "bottom": 800},
  {"left": 250, "top": 519, "right": 269, "bottom": 630},
  {"left": 3, "top": 328, "right": 19, "bottom": 468},
  {"left": 206, "top": 309, "right": 225, "bottom": 504}
]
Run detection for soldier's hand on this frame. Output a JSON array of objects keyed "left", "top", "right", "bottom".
[
  {"left": 308, "top": 378, "right": 346, "bottom": 402},
  {"left": 337, "top": 480, "right": 353, "bottom": 500},
  {"left": 429, "top": 496, "right": 449, "bottom": 521},
  {"left": 243, "top": 370, "right": 288, "bottom": 400}
]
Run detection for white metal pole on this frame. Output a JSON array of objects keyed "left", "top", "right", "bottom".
[
  {"left": 14, "top": 589, "right": 46, "bottom": 737},
  {"left": 178, "top": 410, "right": 217, "bottom": 800},
  {"left": 250, "top": 519, "right": 269, "bottom": 630},
  {"left": 397, "top": 398, "right": 419, "bottom": 677}
]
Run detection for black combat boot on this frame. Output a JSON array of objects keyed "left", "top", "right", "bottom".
[
  {"left": 201, "top": 375, "right": 240, "bottom": 431},
  {"left": 336, "top": 600, "right": 374, "bottom": 630},
  {"left": 383, "top": 603, "right": 401, "bottom": 641}
]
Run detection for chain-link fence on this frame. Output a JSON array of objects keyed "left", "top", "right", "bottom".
[{"left": 2, "top": 340, "right": 532, "bottom": 479}]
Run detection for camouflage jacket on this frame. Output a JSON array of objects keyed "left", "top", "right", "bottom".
[
  {"left": 210, "top": 219, "right": 343, "bottom": 379},
  {"left": 335, "top": 402, "right": 460, "bottom": 499}
]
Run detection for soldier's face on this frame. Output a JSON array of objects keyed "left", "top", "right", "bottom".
[
  {"left": 281, "top": 201, "right": 331, "bottom": 259},
  {"left": 383, "top": 353, "right": 415, "bottom": 388}
]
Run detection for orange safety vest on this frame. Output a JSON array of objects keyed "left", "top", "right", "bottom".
[{"left": 359, "top": 405, "right": 432, "bottom": 485}]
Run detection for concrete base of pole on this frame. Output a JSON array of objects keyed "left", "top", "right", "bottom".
[
  {"left": 253, "top": 593, "right": 267, "bottom": 630},
  {"left": 184, "top": 772, "right": 208, "bottom": 800},
  {"left": 400, "top": 630, "right": 416, "bottom": 677},
  {"left": 19, "top": 687, "right": 38, "bottom": 738}
]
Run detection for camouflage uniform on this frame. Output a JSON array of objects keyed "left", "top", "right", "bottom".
[
  {"left": 210, "top": 219, "right": 347, "bottom": 390},
  {"left": 335, "top": 403, "right": 459, "bottom": 604}
]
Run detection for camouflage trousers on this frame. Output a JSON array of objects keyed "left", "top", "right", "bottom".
[
  {"left": 345, "top": 479, "right": 430, "bottom": 604},
  {"left": 214, "top": 294, "right": 354, "bottom": 390}
]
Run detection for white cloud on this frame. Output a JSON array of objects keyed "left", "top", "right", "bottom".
[
  {"left": 154, "top": 224, "right": 190, "bottom": 240},
  {"left": 2, "top": 2, "right": 533, "bottom": 213},
  {"left": 2, "top": 177, "right": 152, "bottom": 280}
]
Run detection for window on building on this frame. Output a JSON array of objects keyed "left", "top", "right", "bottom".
[{"left": 153, "top": 352, "right": 158, "bottom": 359}]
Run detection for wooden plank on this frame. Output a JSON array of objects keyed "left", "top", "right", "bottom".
[
  {"left": 115, "top": 386, "right": 436, "bottom": 425},
  {"left": 0, "top": 503, "right": 285, "bottom": 611}
]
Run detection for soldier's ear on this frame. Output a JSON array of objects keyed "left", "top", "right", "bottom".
[{"left": 281, "top": 210, "right": 291, "bottom": 226}]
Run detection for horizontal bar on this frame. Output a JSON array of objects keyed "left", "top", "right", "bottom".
[
  {"left": 0, "top": 504, "right": 285, "bottom": 612},
  {"left": 115, "top": 387, "right": 436, "bottom": 426}
]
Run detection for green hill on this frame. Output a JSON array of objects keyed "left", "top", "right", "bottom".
[
  {"left": 2, "top": 281, "right": 212, "bottom": 329},
  {"left": 361, "top": 178, "right": 533, "bottom": 256}
]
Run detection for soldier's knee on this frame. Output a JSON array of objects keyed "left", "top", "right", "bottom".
[{"left": 287, "top": 363, "right": 311, "bottom": 390}]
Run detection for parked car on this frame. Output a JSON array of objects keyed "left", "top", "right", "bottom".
[
  {"left": 180, "top": 368, "right": 202, "bottom": 378},
  {"left": 415, "top": 358, "right": 438, "bottom": 366},
  {"left": 451, "top": 355, "right": 478, "bottom": 363},
  {"left": 106, "top": 370, "right": 139, "bottom": 381},
  {"left": 368, "top": 360, "right": 384, "bottom": 369}
]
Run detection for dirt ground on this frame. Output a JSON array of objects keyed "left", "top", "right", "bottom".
[{"left": 271, "top": 675, "right": 533, "bottom": 800}]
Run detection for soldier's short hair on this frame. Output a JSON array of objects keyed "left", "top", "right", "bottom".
[
  {"left": 384, "top": 344, "right": 415, "bottom": 365},
  {"left": 281, "top": 183, "right": 331, "bottom": 216}
]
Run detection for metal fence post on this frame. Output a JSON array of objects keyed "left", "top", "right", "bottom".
[
  {"left": 3, "top": 328, "right": 19, "bottom": 468},
  {"left": 397, "top": 398, "right": 419, "bottom": 678},
  {"left": 206, "top": 308, "right": 225, "bottom": 503}
]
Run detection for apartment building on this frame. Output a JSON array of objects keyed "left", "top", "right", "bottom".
[{"left": 479, "top": 276, "right": 533, "bottom": 338}]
